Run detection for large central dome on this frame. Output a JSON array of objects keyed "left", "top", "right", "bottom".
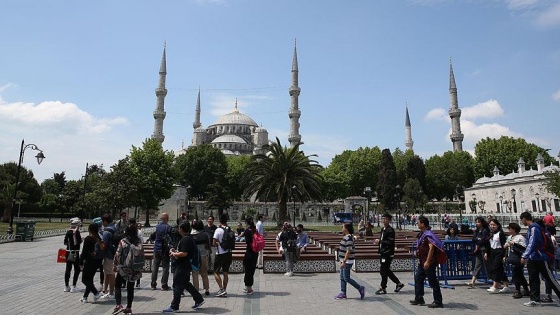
[{"left": 211, "top": 108, "right": 258, "bottom": 127}]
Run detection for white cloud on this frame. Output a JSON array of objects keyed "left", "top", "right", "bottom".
[
  {"left": 505, "top": 0, "right": 538, "bottom": 10},
  {"left": 553, "top": 90, "right": 560, "bottom": 101},
  {"left": 425, "top": 108, "right": 447, "bottom": 121},
  {"left": 0, "top": 99, "right": 131, "bottom": 182},
  {"left": 536, "top": 3, "right": 560, "bottom": 28},
  {"left": 0, "top": 83, "right": 17, "bottom": 93},
  {"left": 461, "top": 99, "right": 505, "bottom": 120}
]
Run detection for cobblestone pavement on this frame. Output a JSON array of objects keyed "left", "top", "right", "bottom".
[{"left": 1, "top": 235, "right": 559, "bottom": 315}]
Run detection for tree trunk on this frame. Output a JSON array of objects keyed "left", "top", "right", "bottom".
[
  {"left": 278, "top": 199, "right": 288, "bottom": 226},
  {"left": 144, "top": 207, "right": 151, "bottom": 227}
]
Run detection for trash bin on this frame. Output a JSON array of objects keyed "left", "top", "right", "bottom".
[{"left": 15, "top": 221, "right": 36, "bottom": 241}]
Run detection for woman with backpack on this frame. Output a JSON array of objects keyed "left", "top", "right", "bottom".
[
  {"left": 112, "top": 219, "right": 143, "bottom": 315},
  {"left": 64, "top": 218, "right": 82, "bottom": 293},
  {"left": 79, "top": 223, "right": 103, "bottom": 304},
  {"left": 191, "top": 220, "right": 211, "bottom": 296},
  {"left": 243, "top": 217, "right": 258, "bottom": 295}
]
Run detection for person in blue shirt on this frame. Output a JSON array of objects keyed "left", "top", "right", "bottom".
[
  {"left": 149, "top": 213, "right": 173, "bottom": 291},
  {"left": 296, "top": 224, "right": 308, "bottom": 254}
]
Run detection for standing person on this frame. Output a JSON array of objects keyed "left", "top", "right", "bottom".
[
  {"left": 256, "top": 215, "right": 264, "bottom": 269},
  {"left": 79, "top": 223, "right": 103, "bottom": 303},
  {"left": 205, "top": 216, "right": 218, "bottom": 273},
  {"left": 504, "top": 223, "right": 530, "bottom": 299},
  {"left": 465, "top": 216, "right": 490, "bottom": 288},
  {"left": 135, "top": 222, "right": 143, "bottom": 288},
  {"left": 163, "top": 222, "right": 205, "bottom": 313},
  {"left": 544, "top": 211, "right": 555, "bottom": 227},
  {"left": 213, "top": 214, "right": 233, "bottom": 297},
  {"left": 115, "top": 211, "right": 129, "bottom": 235},
  {"left": 520, "top": 211, "right": 560, "bottom": 307},
  {"left": 100, "top": 214, "right": 117, "bottom": 299},
  {"left": 539, "top": 222, "right": 557, "bottom": 303},
  {"left": 177, "top": 212, "right": 187, "bottom": 226},
  {"left": 276, "top": 222, "right": 297, "bottom": 276},
  {"left": 486, "top": 218, "right": 507, "bottom": 294},
  {"left": 334, "top": 223, "right": 365, "bottom": 300},
  {"left": 410, "top": 216, "right": 445, "bottom": 308},
  {"left": 64, "top": 218, "right": 82, "bottom": 293},
  {"left": 296, "top": 224, "right": 308, "bottom": 255},
  {"left": 374, "top": 213, "right": 405, "bottom": 295},
  {"left": 112, "top": 219, "right": 142, "bottom": 315},
  {"left": 150, "top": 213, "right": 173, "bottom": 291},
  {"left": 358, "top": 220, "right": 365, "bottom": 238},
  {"left": 191, "top": 220, "right": 211, "bottom": 296},
  {"left": 243, "top": 217, "right": 258, "bottom": 295}
]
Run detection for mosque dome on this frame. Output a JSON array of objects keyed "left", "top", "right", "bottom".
[{"left": 210, "top": 107, "right": 258, "bottom": 127}]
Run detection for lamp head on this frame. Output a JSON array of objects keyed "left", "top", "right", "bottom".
[{"left": 35, "top": 151, "right": 45, "bottom": 165}]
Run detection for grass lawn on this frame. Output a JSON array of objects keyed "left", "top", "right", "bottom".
[{"left": 0, "top": 221, "right": 70, "bottom": 234}]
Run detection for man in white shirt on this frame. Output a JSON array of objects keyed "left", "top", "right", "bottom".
[{"left": 212, "top": 215, "right": 233, "bottom": 297}]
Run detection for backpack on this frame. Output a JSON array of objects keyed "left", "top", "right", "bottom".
[
  {"left": 219, "top": 226, "right": 236, "bottom": 251},
  {"left": 93, "top": 238, "right": 105, "bottom": 260},
  {"left": 541, "top": 230, "right": 556, "bottom": 261},
  {"left": 251, "top": 230, "right": 266, "bottom": 253},
  {"left": 118, "top": 239, "right": 145, "bottom": 280},
  {"left": 105, "top": 226, "right": 124, "bottom": 255},
  {"left": 188, "top": 236, "right": 201, "bottom": 271}
]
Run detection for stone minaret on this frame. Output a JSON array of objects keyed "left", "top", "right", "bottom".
[
  {"left": 405, "top": 104, "right": 414, "bottom": 151},
  {"left": 193, "top": 88, "right": 201, "bottom": 129},
  {"left": 151, "top": 44, "right": 167, "bottom": 144},
  {"left": 191, "top": 89, "right": 207, "bottom": 147},
  {"left": 288, "top": 40, "right": 302, "bottom": 148},
  {"left": 448, "top": 60, "right": 464, "bottom": 152}
]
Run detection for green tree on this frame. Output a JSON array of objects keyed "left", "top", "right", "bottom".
[
  {"left": 393, "top": 148, "right": 415, "bottom": 188},
  {"left": 226, "top": 155, "right": 252, "bottom": 201},
  {"left": 130, "top": 138, "right": 176, "bottom": 227},
  {"left": 0, "top": 162, "right": 42, "bottom": 222},
  {"left": 425, "top": 151, "right": 475, "bottom": 200},
  {"left": 406, "top": 155, "right": 427, "bottom": 191},
  {"left": 376, "top": 149, "right": 397, "bottom": 210},
  {"left": 544, "top": 170, "right": 560, "bottom": 197},
  {"left": 402, "top": 178, "right": 423, "bottom": 213},
  {"left": 242, "top": 138, "right": 323, "bottom": 226},
  {"left": 474, "top": 136, "right": 554, "bottom": 178}
]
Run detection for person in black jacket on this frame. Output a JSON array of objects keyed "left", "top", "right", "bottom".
[
  {"left": 374, "top": 213, "right": 405, "bottom": 294},
  {"left": 64, "top": 218, "right": 82, "bottom": 293}
]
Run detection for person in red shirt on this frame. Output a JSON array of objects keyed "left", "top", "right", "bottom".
[{"left": 543, "top": 212, "right": 555, "bottom": 227}]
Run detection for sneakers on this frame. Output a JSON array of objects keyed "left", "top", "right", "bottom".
[
  {"left": 284, "top": 271, "right": 294, "bottom": 277},
  {"left": 70, "top": 286, "right": 78, "bottom": 293},
  {"left": 64, "top": 286, "right": 71, "bottom": 292},
  {"left": 465, "top": 282, "right": 474, "bottom": 288},
  {"left": 512, "top": 291, "right": 523, "bottom": 299},
  {"left": 102, "top": 293, "right": 115, "bottom": 299},
  {"left": 151, "top": 285, "right": 157, "bottom": 290},
  {"left": 524, "top": 301, "right": 540, "bottom": 307},
  {"left": 122, "top": 309, "right": 132, "bottom": 314},
  {"left": 243, "top": 288, "right": 254, "bottom": 295},
  {"left": 375, "top": 288, "right": 387, "bottom": 295},
  {"left": 487, "top": 286, "right": 499, "bottom": 294},
  {"left": 92, "top": 292, "right": 102, "bottom": 303},
  {"left": 410, "top": 299, "right": 425, "bottom": 305},
  {"left": 395, "top": 283, "right": 405, "bottom": 293},
  {"left": 113, "top": 305, "right": 124, "bottom": 315},
  {"left": 80, "top": 297, "right": 88, "bottom": 304},
  {"left": 541, "top": 294, "right": 553, "bottom": 303},
  {"left": 191, "top": 300, "right": 205, "bottom": 309},
  {"left": 162, "top": 306, "right": 178, "bottom": 313},
  {"left": 358, "top": 286, "right": 365, "bottom": 300},
  {"left": 427, "top": 302, "right": 444, "bottom": 308},
  {"left": 499, "top": 287, "right": 511, "bottom": 293},
  {"left": 161, "top": 285, "right": 171, "bottom": 291},
  {"left": 215, "top": 289, "right": 227, "bottom": 297},
  {"left": 335, "top": 292, "right": 347, "bottom": 300}
]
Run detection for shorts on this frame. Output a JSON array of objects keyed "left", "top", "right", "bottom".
[
  {"left": 213, "top": 252, "right": 232, "bottom": 273},
  {"left": 103, "top": 257, "right": 115, "bottom": 275}
]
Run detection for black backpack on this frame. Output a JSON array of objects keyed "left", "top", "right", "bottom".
[
  {"left": 105, "top": 226, "right": 125, "bottom": 255},
  {"left": 219, "top": 226, "right": 236, "bottom": 251}
]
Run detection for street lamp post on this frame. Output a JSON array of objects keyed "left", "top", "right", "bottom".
[
  {"left": 364, "top": 187, "right": 371, "bottom": 226},
  {"left": 395, "top": 185, "right": 401, "bottom": 230},
  {"left": 7, "top": 139, "right": 45, "bottom": 235},
  {"left": 292, "top": 185, "right": 297, "bottom": 227},
  {"left": 456, "top": 184, "right": 464, "bottom": 224},
  {"left": 373, "top": 191, "right": 380, "bottom": 227}
]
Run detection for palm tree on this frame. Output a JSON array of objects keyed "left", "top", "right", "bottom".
[{"left": 242, "top": 137, "right": 323, "bottom": 226}]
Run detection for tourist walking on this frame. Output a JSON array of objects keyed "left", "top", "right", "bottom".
[
  {"left": 486, "top": 218, "right": 507, "bottom": 294},
  {"left": 100, "top": 214, "right": 117, "bottom": 299},
  {"left": 374, "top": 213, "right": 405, "bottom": 295},
  {"left": 150, "top": 213, "right": 173, "bottom": 291},
  {"left": 276, "top": 222, "right": 297, "bottom": 276},
  {"left": 504, "top": 223, "right": 529, "bottom": 298},
  {"left": 205, "top": 216, "right": 218, "bottom": 273},
  {"left": 243, "top": 217, "right": 258, "bottom": 295},
  {"left": 163, "top": 222, "right": 205, "bottom": 312},
  {"left": 465, "top": 216, "right": 490, "bottom": 288},
  {"left": 256, "top": 215, "right": 265, "bottom": 268},
  {"left": 79, "top": 223, "right": 103, "bottom": 303},
  {"left": 410, "top": 216, "right": 445, "bottom": 308},
  {"left": 191, "top": 220, "right": 211, "bottom": 296},
  {"left": 64, "top": 218, "right": 82, "bottom": 293},
  {"left": 112, "top": 219, "right": 143, "bottom": 315},
  {"left": 520, "top": 211, "right": 560, "bottom": 307},
  {"left": 335, "top": 223, "right": 365, "bottom": 300},
  {"left": 213, "top": 214, "right": 234, "bottom": 297}
]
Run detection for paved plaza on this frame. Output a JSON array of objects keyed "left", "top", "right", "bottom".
[{"left": 1, "top": 235, "right": 559, "bottom": 315}]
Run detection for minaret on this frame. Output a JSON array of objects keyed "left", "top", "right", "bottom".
[
  {"left": 151, "top": 44, "right": 167, "bottom": 144},
  {"left": 193, "top": 88, "right": 201, "bottom": 129},
  {"left": 405, "top": 104, "right": 414, "bottom": 151},
  {"left": 448, "top": 59, "right": 464, "bottom": 152},
  {"left": 288, "top": 40, "right": 302, "bottom": 148}
]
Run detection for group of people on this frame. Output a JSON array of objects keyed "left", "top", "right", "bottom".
[{"left": 465, "top": 212, "right": 560, "bottom": 307}]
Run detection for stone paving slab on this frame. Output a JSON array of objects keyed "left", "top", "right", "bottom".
[{"left": 0, "top": 235, "right": 559, "bottom": 314}]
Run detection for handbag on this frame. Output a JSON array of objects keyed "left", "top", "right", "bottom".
[
  {"left": 67, "top": 250, "right": 77, "bottom": 262},
  {"left": 57, "top": 248, "right": 67, "bottom": 263},
  {"left": 507, "top": 243, "right": 526, "bottom": 266}
]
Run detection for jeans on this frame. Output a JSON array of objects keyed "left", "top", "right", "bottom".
[
  {"left": 115, "top": 273, "right": 135, "bottom": 309},
  {"left": 171, "top": 266, "right": 203, "bottom": 310},
  {"left": 527, "top": 260, "right": 560, "bottom": 302},
  {"left": 340, "top": 263, "right": 361, "bottom": 293},
  {"left": 151, "top": 250, "right": 170, "bottom": 287},
  {"left": 414, "top": 263, "right": 442, "bottom": 305},
  {"left": 380, "top": 257, "right": 400, "bottom": 289},
  {"left": 65, "top": 253, "right": 80, "bottom": 286},
  {"left": 284, "top": 251, "right": 295, "bottom": 272}
]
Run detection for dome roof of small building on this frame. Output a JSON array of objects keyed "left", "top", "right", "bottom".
[{"left": 211, "top": 134, "right": 248, "bottom": 144}]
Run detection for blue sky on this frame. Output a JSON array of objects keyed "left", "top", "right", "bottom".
[{"left": 1, "top": 0, "right": 559, "bottom": 182}]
